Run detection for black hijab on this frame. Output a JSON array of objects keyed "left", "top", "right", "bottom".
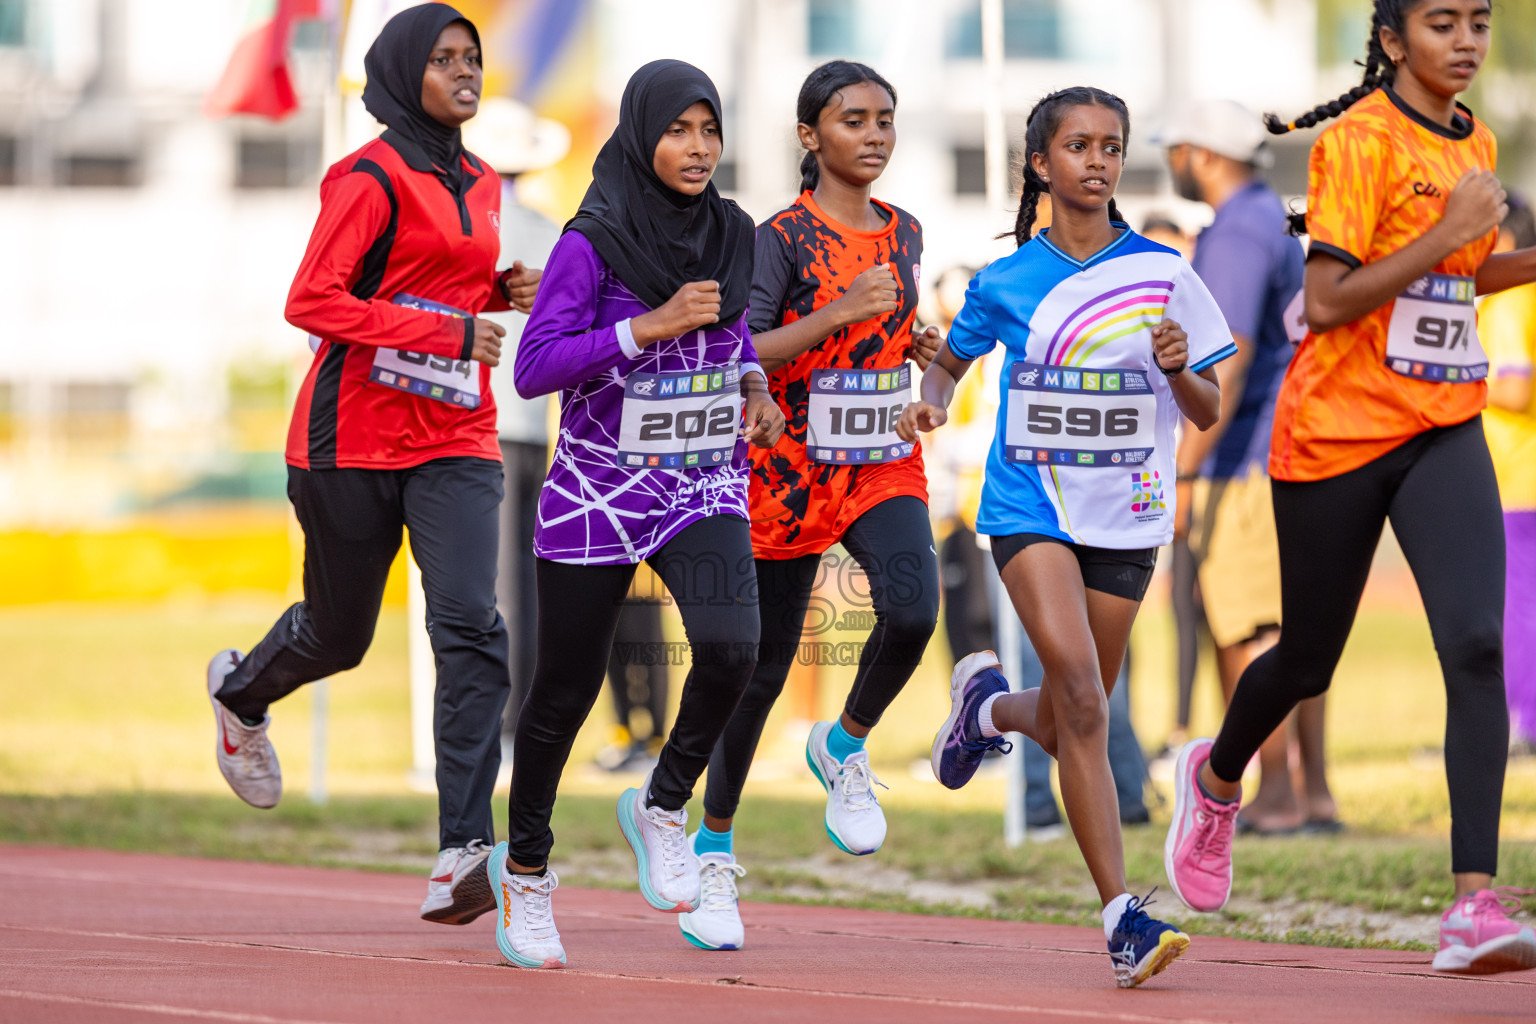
[
  {"left": 362, "top": 3, "right": 479, "bottom": 191},
  {"left": 567, "top": 60, "right": 753, "bottom": 325}
]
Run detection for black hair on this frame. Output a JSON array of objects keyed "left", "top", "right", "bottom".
[
  {"left": 796, "top": 60, "right": 898, "bottom": 192},
  {"left": 1263, "top": 0, "right": 1429, "bottom": 136},
  {"left": 1141, "top": 215, "right": 1183, "bottom": 237},
  {"left": 1503, "top": 191, "right": 1536, "bottom": 251},
  {"left": 1006, "top": 86, "right": 1130, "bottom": 247}
]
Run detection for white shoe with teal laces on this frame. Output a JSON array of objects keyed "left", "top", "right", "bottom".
[
  {"left": 805, "top": 721, "right": 887, "bottom": 855},
  {"left": 679, "top": 833, "right": 746, "bottom": 951}
]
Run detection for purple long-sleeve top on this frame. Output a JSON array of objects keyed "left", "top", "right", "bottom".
[{"left": 516, "top": 229, "right": 762, "bottom": 564}]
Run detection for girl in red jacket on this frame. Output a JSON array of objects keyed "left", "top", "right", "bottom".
[{"left": 204, "top": 3, "right": 537, "bottom": 929}]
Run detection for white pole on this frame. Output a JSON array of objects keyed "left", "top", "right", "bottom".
[
  {"left": 990, "top": 557, "right": 1027, "bottom": 848},
  {"left": 407, "top": 551, "right": 436, "bottom": 791},
  {"left": 981, "top": 0, "right": 1007, "bottom": 213}
]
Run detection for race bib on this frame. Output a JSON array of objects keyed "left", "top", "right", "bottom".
[
  {"left": 617, "top": 364, "right": 742, "bottom": 470},
  {"left": 369, "top": 294, "right": 481, "bottom": 408},
  {"left": 1004, "top": 363, "right": 1157, "bottom": 468},
  {"left": 805, "top": 365, "right": 915, "bottom": 465},
  {"left": 1384, "top": 273, "right": 1487, "bottom": 384},
  {"left": 1282, "top": 288, "right": 1308, "bottom": 345}
]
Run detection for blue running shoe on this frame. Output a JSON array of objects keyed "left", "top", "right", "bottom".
[
  {"left": 930, "top": 651, "right": 1014, "bottom": 790},
  {"left": 1108, "top": 889, "right": 1190, "bottom": 989}
]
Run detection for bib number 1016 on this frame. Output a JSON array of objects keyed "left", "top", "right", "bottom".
[{"left": 826, "top": 403, "right": 905, "bottom": 437}]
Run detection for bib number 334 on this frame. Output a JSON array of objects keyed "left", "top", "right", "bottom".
[{"left": 369, "top": 293, "right": 481, "bottom": 408}]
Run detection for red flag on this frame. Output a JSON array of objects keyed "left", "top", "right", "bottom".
[{"left": 203, "top": 0, "right": 323, "bottom": 121}]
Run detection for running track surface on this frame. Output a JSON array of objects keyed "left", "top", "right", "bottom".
[{"left": 3, "top": 845, "right": 1532, "bottom": 1023}]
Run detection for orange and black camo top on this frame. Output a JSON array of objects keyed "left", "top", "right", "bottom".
[{"left": 747, "top": 191, "right": 928, "bottom": 559}]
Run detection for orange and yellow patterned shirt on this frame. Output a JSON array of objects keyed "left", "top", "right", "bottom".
[
  {"left": 747, "top": 192, "right": 928, "bottom": 558},
  {"left": 1271, "top": 87, "right": 1497, "bottom": 482}
]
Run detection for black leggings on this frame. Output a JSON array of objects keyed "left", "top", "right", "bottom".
[
  {"left": 703, "top": 495, "right": 940, "bottom": 820},
  {"left": 1209, "top": 418, "right": 1507, "bottom": 874},
  {"left": 506, "top": 515, "right": 759, "bottom": 867}
]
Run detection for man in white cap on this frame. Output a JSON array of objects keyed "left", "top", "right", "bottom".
[
  {"left": 1160, "top": 100, "right": 1338, "bottom": 836},
  {"left": 462, "top": 98, "right": 570, "bottom": 761}
]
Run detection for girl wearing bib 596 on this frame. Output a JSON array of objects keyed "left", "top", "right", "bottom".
[
  {"left": 905, "top": 87, "right": 1234, "bottom": 989},
  {"left": 1163, "top": 0, "right": 1536, "bottom": 976},
  {"left": 678, "top": 61, "right": 942, "bottom": 953}
]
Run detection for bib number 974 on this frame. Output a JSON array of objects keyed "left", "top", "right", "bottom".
[{"left": 1384, "top": 273, "right": 1486, "bottom": 383}]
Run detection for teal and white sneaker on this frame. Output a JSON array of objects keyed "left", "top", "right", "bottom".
[
  {"left": 487, "top": 842, "right": 564, "bottom": 969},
  {"left": 617, "top": 770, "right": 699, "bottom": 912},
  {"left": 805, "top": 721, "right": 887, "bottom": 855},
  {"left": 679, "top": 833, "right": 746, "bottom": 951}
]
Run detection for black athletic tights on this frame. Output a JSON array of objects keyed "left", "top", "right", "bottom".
[
  {"left": 1209, "top": 418, "right": 1507, "bottom": 874},
  {"left": 506, "top": 515, "right": 759, "bottom": 868},
  {"left": 703, "top": 495, "right": 940, "bottom": 820}
]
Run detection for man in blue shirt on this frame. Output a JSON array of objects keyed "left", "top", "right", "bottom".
[{"left": 1161, "top": 101, "right": 1338, "bottom": 834}]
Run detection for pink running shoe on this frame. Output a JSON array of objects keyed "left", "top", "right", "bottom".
[
  {"left": 1163, "top": 738, "right": 1240, "bottom": 913},
  {"left": 1433, "top": 888, "right": 1536, "bottom": 974}
]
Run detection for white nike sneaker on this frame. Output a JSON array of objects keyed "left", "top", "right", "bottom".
[
  {"left": 617, "top": 771, "right": 699, "bottom": 912},
  {"left": 678, "top": 835, "right": 746, "bottom": 951},
  {"left": 805, "top": 721, "right": 888, "bottom": 855},
  {"left": 488, "top": 843, "right": 565, "bottom": 969},
  {"left": 419, "top": 839, "right": 496, "bottom": 925},
  {"left": 206, "top": 649, "right": 281, "bottom": 809}
]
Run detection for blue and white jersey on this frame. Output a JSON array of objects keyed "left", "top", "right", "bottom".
[{"left": 948, "top": 227, "right": 1235, "bottom": 550}]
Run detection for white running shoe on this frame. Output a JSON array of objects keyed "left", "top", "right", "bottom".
[
  {"left": 487, "top": 842, "right": 565, "bottom": 969},
  {"left": 206, "top": 649, "right": 281, "bottom": 809},
  {"left": 678, "top": 834, "right": 746, "bottom": 951},
  {"left": 805, "top": 721, "right": 887, "bottom": 855},
  {"left": 419, "top": 839, "right": 496, "bottom": 925},
  {"left": 617, "top": 771, "right": 699, "bottom": 913}
]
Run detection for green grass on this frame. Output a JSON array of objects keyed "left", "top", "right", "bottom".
[{"left": 1, "top": 597, "right": 1533, "bottom": 949}]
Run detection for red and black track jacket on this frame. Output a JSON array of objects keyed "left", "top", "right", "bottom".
[{"left": 285, "top": 130, "right": 510, "bottom": 470}]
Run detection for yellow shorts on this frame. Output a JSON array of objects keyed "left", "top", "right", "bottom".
[{"left": 1191, "top": 469, "right": 1282, "bottom": 649}]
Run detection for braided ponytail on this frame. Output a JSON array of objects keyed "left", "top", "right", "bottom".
[
  {"left": 1264, "top": 0, "right": 1405, "bottom": 135},
  {"left": 794, "top": 60, "right": 898, "bottom": 194},
  {"left": 998, "top": 86, "right": 1132, "bottom": 248}
]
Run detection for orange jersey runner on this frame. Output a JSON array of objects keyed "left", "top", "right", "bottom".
[
  {"left": 748, "top": 192, "right": 928, "bottom": 558},
  {"left": 1272, "top": 87, "right": 1497, "bottom": 482}
]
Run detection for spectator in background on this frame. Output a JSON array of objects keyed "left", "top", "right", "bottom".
[
  {"left": 1138, "top": 215, "right": 1205, "bottom": 772},
  {"left": 1161, "top": 100, "right": 1337, "bottom": 833},
  {"left": 595, "top": 583, "right": 670, "bottom": 773},
  {"left": 1480, "top": 194, "right": 1536, "bottom": 757},
  {"left": 464, "top": 99, "right": 569, "bottom": 758},
  {"left": 1140, "top": 215, "right": 1193, "bottom": 259}
]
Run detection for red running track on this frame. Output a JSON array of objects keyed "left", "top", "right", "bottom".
[{"left": 1, "top": 845, "right": 1531, "bottom": 1023}]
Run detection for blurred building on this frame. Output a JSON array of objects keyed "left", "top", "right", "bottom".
[{"left": 0, "top": 0, "right": 1530, "bottom": 534}]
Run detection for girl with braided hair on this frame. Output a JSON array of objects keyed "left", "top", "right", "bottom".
[
  {"left": 1165, "top": 0, "right": 1536, "bottom": 975},
  {"left": 903, "top": 87, "right": 1237, "bottom": 988},
  {"left": 679, "top": 60, "right": 942, "bottom": 953}
]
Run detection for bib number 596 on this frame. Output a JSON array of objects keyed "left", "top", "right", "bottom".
[
  {"left": 1025, "top": 404, "right": 1140, "bottom": 437},
  {"left": 638, "top": 406, "right": 737, "bottom": 441}
]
